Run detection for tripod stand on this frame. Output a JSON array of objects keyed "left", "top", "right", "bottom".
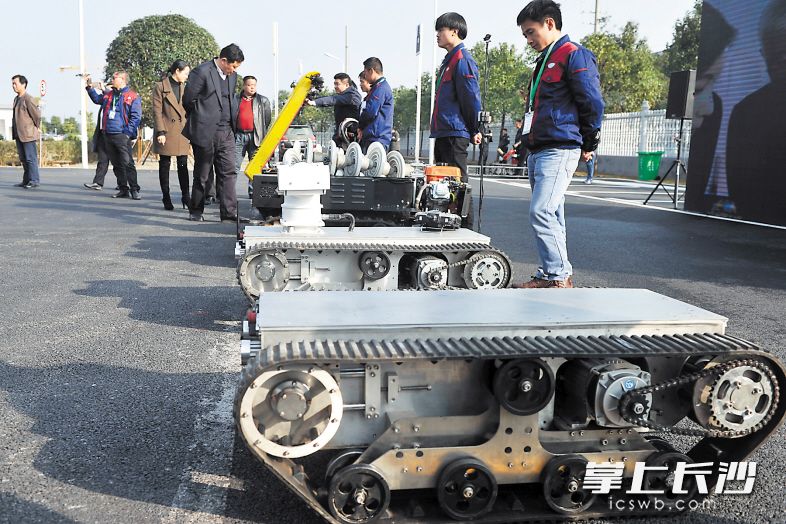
[{"left": 643, "top": 117, "right": 688, "bottom": 209}]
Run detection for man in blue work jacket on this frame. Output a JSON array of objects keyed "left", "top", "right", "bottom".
[
  {"left": 512, "top": 0, "right": 604, "bottom": 289},
  {"left": 430, "top": 11, "right": 482, "bottom": 182},
  {"left": 358, "top": 57, "right": 393, "bottom": 152},
  {"left": 86, "top": 70, "right": 143, "bottom": 200}
]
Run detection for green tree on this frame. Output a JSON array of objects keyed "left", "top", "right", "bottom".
[
  {"left": 48, "top": 115, "right": 62, "bottom": 135},
  {"left": 582, "top": 23, "right": 668, "bottom": 112},
  {"left": 62, "top": 116, "right": 80, "bottom": 140},
  {"left": 470, "top": 42, "right": 531, "bottom": 135},
  {"left": 104, "top": 15, "right": 219, "bottom": 128},
  {"left": 660, "top": 0, "right": 702, "bottom": 74}
]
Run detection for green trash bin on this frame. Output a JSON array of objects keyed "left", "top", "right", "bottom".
[{"left": 637, "top": 151, "right": 664, "bottom": 180}]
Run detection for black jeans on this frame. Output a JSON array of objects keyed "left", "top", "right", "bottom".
[
  {"left": 159, "top": 155, "right": 189, "bottom": 198},
  {"left": 103, "top": 133, "right": 139, "bottom": 191},
  {"left": 91, "top": 133, "right": 111, "bottom": 186},
  {"left": 434, "top": 136, "right": 470, "bottom": 182},
  {"left": 190, "top": 127, "right": 236, "bottom": 217}
]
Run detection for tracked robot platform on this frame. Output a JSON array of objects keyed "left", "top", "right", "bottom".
[
  {"left": 235, "top": 288, "right": 785, "bottom": 523},
  {"left": 236, "top": 163, "right": 511, "bottom": 301}
]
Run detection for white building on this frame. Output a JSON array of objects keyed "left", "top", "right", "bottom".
[{"left": 0, "top": 104, "right": 12, "bottom": 140}]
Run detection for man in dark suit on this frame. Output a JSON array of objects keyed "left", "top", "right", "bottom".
[{"left": 182, "top": 43, "right": 245, "bottom": 221}]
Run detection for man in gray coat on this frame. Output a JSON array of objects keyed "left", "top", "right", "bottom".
[
  {"left": 11, "top": 75, "right": 41, "bottom": 188},
  {"left": 182, "top": 43, "right": 244, "bottom": 222},
  {"left": 233, "top": 75, "right": 271, "bottom": 173}
]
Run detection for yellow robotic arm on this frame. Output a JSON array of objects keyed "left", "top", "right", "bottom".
[{"left": 244, "top": 71, "right": 321, "bottom": 180}]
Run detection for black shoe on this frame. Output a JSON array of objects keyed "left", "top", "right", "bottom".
[
  {"left": 220, "top": 215, "right": 238, "bottom": 222},
  {"left": 14, "top": 182, "right": 27, "bottom": 187},
  {"left": 181, "top": 195, "right": 190, "bottom": 209},
  {"left": 162, "top": 195, "right": 174, "bottom": 210},
  {"left": 23, "top": 182, "right": 39, "bottom": 189},
  {"left": 130, "top": 190, "right": 141, "bottom": 200},
  {"left": 189, "top": 213, "right": 205, "bottom": 222},
  {"left": 112, "top": 190, "right": 130, "bottom": 199}
]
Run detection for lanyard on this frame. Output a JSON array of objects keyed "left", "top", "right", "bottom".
[{"left": 528, "top": 40, "right": 558, "bottom": 111}]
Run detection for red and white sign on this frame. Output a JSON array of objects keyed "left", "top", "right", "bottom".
[{"left": 39, "top": 80, "right": 47, "bottom": 97}]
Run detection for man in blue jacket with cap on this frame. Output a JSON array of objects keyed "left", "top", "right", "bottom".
[{"left": 430, "top": 12, "right": 483, "bottom": 183}]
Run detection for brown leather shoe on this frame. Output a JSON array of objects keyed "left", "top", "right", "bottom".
[{"left": 511, "top": 276, "right": 574, "bottom": 289}]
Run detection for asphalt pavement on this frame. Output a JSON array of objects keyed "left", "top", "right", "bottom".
[{"left": 0, "top": 167, "right": 784, "bottom": 524}]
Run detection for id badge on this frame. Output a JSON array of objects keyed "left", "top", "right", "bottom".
[
  {"left": 108, "top": 109, "right": 116, "bottom": 120},
  {"left": 523, "top": 111, "right": 534, "bottom": 134}
]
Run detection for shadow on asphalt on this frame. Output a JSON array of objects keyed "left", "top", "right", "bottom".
[
  {"left": 126, "top": 235, "right": 237, "bottom": 269},
  {"left": 0, "top": 492, "right": 77, "bottom": 523},
  {"left": 73, "top": 280, "right": 242, "bottom": 332},
  {"left": 0, "top": 361, "right": 231, "bottom": 514}
]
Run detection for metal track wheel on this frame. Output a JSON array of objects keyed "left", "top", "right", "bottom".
[
  {"left": 412, "top": 255, "right": 448, "bottom": 289},
  {"left": 493, "top": 358, "right": 555, "bottom": 416},
  {"left": 642, "top": 450, "right": 697, "bottom": 504},
  {"left": 328, "top": 464, "right": 390, "bottom": 523},
  {"left": 541, "top": 455, "right": 596, "bottom": 515},
  {"left": 462, "top": 251, "right": 511, "bottom": 289},
  {"left": 693, "top": 362, "right": 775, "bottom": 434},
  {"left": 236, "top": 366, "right": 343, "bottom": 459},
  {"left": 237, "top": 247, "right": 289, "bottom": 301},
  {"left": 358, "top": 251, "right": 391, "bottom": 280},
  {"left": 436, "top": 458, "right": 497, "bottom": 521},
  {"left": 328, "top": 140, "right": 341, "bottom": 175},
  {"left": 325, "top": 449, "right": 364, "bottom": 483}
]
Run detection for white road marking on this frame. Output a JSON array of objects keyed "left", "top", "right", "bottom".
[{"left": 162, "top": 338, "right": 240, "bottom": 523}]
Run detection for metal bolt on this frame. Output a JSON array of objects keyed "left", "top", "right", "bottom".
[
  {"left": 283, "top": 451, "right": 290, "bottom": 457},
  {"left": 297, "top": 413, "right": 303, "bottom": 419},
  {"left": 609, "top": 458, "right": 615, "bottom": 463},
  {"left": 633, "top": 403, "right": 645, "bottom": 415},
  {"left": 329, "top": 389, "right": 336, "bottom": 394},
  {"left": 619, "top": 438, "right": 627, "bottom": 445},
  {"left": 366, "top": 414, "right": 372, "bottom": 419},
  {"left": 508, "top": 462, "right": 515, "bottom": 469},
  {"left": 374, "top": 413, "right": 380, "bottom": 418},
  {"left": 520, "top": 380, "right": 533, "bottom": 392},
  {"left": 462, "top": 486, "right": 475, "bottom": 499},
  {"left": 622, "top": 457, "right": 628, "bottom": 462},
  {"left": 393, "top": 426, "right": 400, "bottom": 433},
  {"left": 579, "top": 431, "right": 585, "bottom": 436},
  {"left": 374, "top": 365, "right": 380, "bottom": 370},
  {"left": 566, "top": 480, "right": 579, "bottom": 493},
  {"left": 331, "top": 418, "right": 338, "bottom": 423},
  {"left": 370, "top": 372, "right": 376, "bottom": 378},
  {"left": 416, "top": 466, "right": 423, "bottom": 472},
  {"left": 570, "top": 431, "right": 576, "bottom": 437},
  {"left": 413, "top": 425, "right": 420, "bottom": 432},
  {"left": 241, "top": 412, "right": 248, "bottom": 418},
  {"left": 281, "top": 394, "right": 288, "bottom": 400},
  {"left": 601, "top": 439, "right": 609, "bottom": 446},
  {"left": 402, "top": 467, "right": 408, "bottom": 473},
  {"left": 521, "top": 462, "right": 527, "bottom": 468},
  {"left": 752, "top": 388, "right": 760, "bottom": 395},
  {"left": 367, "top": 365, "right": 372, "bottom": 371},
  {"left": 279, "top": 411, "right": 286, "bottom": 417},
  {"left": 354, "top": 489, "right": 367, "bottom": 505}
]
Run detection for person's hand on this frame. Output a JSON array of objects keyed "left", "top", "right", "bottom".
[
  {"left": 85, "top": 75, "right": 92, "bottom": 87},
  {"left": 157, "top": 135, "right": 166, "bottom": 145},
  {"left": 357, "top": 129, "right": 363, "bottom": 140},
  {"left": 581, "top": 150, "right": 593, "bottom": 162},
  {"left": 306, "top": 100, "right": 316, "bottom": 106},
  {"left": 472, "top": 132, "right": 482, "bottom": 145},
  {"left": 94, "top": 81, "right": 104, "bottom": 91}
]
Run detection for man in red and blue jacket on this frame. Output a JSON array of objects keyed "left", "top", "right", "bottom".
[
  {"left": 512, "top": 0, "right": 604, "bottom": 289},
  {"left": 429, "top": 12, "right": 482, "bottom": 182},
  {"left": 86, "top": 70, "right": 143, "bottom": 199},
  {"left": 358, "top": 57, "right": 394, "bottom": 152}
]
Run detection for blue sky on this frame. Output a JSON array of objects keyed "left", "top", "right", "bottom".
[{"left": 2, "top": 0, "right": 696, "bottom": 119}]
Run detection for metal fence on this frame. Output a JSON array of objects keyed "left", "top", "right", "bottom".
[
  {"left": 596, "top": 105, "right": 692, "bottom": 158},
  {"left": 314, "top": 103, "right": 693, "bottom": 161}
]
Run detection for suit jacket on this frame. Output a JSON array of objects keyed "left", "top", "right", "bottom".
[
  {"left": 182, "top": 59, "right": 238, "bottom": 147},
  {"left": 232, "top": 93, "right": 271, "bottom": 147},
  {"left": 12, "top": 92, "right": 41, "bottom": 142},
  {"left": 152, "top": 76, "right": 190, "bottom": 156}
]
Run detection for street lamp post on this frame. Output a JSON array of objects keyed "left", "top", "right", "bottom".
[{"left": 78, "top": 0, "right": 88, "bottom": 169}]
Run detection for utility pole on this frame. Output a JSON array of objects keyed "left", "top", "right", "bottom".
[
  {"left": 273, "top": 22, "right": 279, "bottom": 120},
  {"left": 344, "top": 25, "right": 349, "bottom": 74},
  {"left": 428, "top": 0, "right": 438, "bottom": 164},
  {"left": 78, "top": 0, "right": 88, "bottom": 169},
  {"left": 594, "top": 0, "right": 599, "bottom": 33}
]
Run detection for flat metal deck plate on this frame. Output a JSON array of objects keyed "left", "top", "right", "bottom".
[
  {"left": 243, "top": 225, "right": 491, "bottom": 245},
  {"left": 257, "top": 289, "right": 728, "bottom": 346}
]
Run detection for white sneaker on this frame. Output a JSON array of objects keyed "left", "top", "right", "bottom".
[
  {"left": 584, "top": 178, "right": 592, "bottom": 184},
  {"left": 83, "top": 182, "right": 102, "bottom": 190}
]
